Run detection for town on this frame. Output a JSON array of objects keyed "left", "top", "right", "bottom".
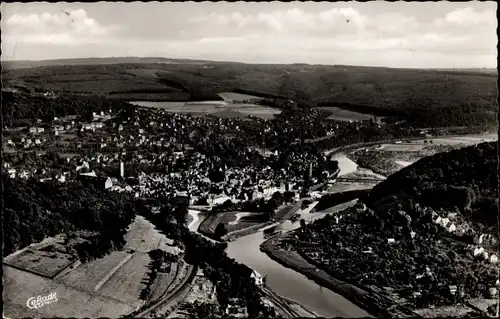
[{"left": 2, "top": 2, "right": 498, "bottom": 319}]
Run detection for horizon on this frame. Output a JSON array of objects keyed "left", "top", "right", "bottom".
[
  {"left": 2, "top": 56, "right": 498, "bottom": 71},
  {"left": 1, "top": 2, "right": 497, "bottom": 68}
]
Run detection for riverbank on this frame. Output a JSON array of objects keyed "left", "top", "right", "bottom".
[
  {"left": 224, "top": 222, "right": 274, "bottom": 241},
  {"left": 198, "top": 203, "right": 301, "bottom": 242},
  {"left": 260, "top": 232, "right": 418, "bottom": 318}
]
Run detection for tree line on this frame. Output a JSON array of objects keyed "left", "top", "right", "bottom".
[
  {"left": 368, "top": 141, "right": 498, "bottom": 230},
  {"left": 2, "top": 172, "right": 139, "bottom": 260}
]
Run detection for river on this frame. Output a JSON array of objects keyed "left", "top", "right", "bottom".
[
  {"left": 188, "top": 153, "right": 371, "bottom": 318},
  {"left": 187, "top": 134, "right": 498, "bottom": 317},
  {"left": 226, "top": 153, "right": 371, "bottom": 318}
]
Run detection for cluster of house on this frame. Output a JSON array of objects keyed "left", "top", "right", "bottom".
[
  {"left": 430, "top": 210, "right": 498, "bottom": 265},
  {"left": 432, "top": 212, "right": 459, "bottom": 233},
  {"left": 4, "top": 103, "right": 341, "bottom": 211},
  {"left": 222, "top": 269, "right": 264, "bottom": 317},
  {"left": 131, "top": 159, "right": 305, "bottom": 207}
]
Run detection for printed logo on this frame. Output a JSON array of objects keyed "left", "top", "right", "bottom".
[{"left": 26, "top": 292, "right": 58, "bottom": 309}]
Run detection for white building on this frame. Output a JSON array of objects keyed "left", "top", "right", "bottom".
[
  {"left": 489, "top": 287, "right": 498, "bottom": 298},
  {"left": 76, "top": 161, "right": 90, "bottom": 172},
  {"left": 473, "top": 247, "right": 485, "bottom": 257},
  {"left": 8, "top": 168, "right": 16, "bottom": 178},
  {"left": 440, "top": 218, "right": 450, "bottom": 228},
  {"left": 79, "top": 171, "right": 97, "bottom": 177},
  {"left": 447, "top": 223, "right": 456, "bottom": 233},
  {"left": 250, "top": 270, "right": 263, "bottom": 286},
  {"left": 120, "top": 161, "right": 125, "bottom": 178},
  {"left": 104, "top": 177, "right": 113, "bottom": 189}
]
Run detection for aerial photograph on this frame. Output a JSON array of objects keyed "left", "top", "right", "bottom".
[{"left": 1, "top": 1, "right": 498, "bottom": 318}]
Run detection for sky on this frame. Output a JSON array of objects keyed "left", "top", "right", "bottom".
[{"left": 1, "top": 2, "right": 497, "bottom": 68}]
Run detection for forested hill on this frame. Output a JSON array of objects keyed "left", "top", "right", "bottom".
[
  {"left": 2, "top": 91, "right": 134, "bottom": 126},
  {"left": 367, "top": 142, "right": 498, "bottom": 229},
  {"left": 2, "top": 173, "right": 138, "bottom": 258}
]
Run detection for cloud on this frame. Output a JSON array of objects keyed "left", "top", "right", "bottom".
[
  {"left": 436, "top": 7, "right": 496, "bottom": 27},
  {"left": 4, "top": 9, "right": 122, "bottom": 45},
  {"left": 1, "top": 3, "right": 496, "bottom": 68},
  {"left": 186, "top": 7, "right": 495, "bottom": 58},
  {"left": 190, "top": 7, "right": 369, "bottom": 35}
]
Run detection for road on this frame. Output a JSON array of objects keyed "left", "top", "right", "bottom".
[
  {"left": 260, "top": 286, "right": 300, "bottom": 318},
  {"left": 136, "top": 264, "right": 197, "bottom": 318}
]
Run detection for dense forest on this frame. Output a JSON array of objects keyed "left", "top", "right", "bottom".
[
  {"left": 4, "top": 62, "right": 496, "bottom": 117},
  {"left": 2, "top": 173, "right": 137, "bottom": 259},
  {"left": 314, "top": 189, "right": 370, "bottom": 212},
  {"left": 2, "top": 91, "right": 134, "bottom": 126},
  {"left": 293, "top": 143, "right": 499, "bottom": 309},
  {"left": 367, "top": 142, "right": 498, "bottom": 230}
]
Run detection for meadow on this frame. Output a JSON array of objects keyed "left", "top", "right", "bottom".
[
  {"left": 3, "top": 265, "right": 135, "bottom": 318},
  {"left": 123, "top": 215, "right": 180, "bottom": 255},
  {"left": 3, "top": 59, "right": 496, "bottom": 116},
  {"left": 350, "top": 133, "right": 499, "bottom": 176},
  {"left": 318, "top": 106, "right": 379, "bottom": 122},
  {"left": 130, "top": 100, "right": 281, "bottom": 120},
  {"left": 3, "top": 248, "right": 76, "bottom": 278},
  {"left": 2, "top": 215, "right": 181, "bottom": 318},
  {"left": 56, "top": 251, "right": 133, "bottom": 292},
  {"left": 97, "top": 252, "right": 150, "bottom": 308}
]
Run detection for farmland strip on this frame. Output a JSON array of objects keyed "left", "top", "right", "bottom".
[{"left": 93, "top": 253, "right": 134, "bottom": 292}]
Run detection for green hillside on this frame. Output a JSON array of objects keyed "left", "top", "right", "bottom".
[{"left": 368, "top": 141, "right": 498, "bottom": 231}]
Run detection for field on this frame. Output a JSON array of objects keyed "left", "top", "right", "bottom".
[
  {"left": 376, "top": 144, "right": 426, "bottom": 152},
  {"left": 130, "top": 100, "right": 281, "bottom": 120},
  {"left": 97, "top": 252, "right": 150, "bottom": 308},
  {"left": 2, "top": 216, "right": 182, "bottom": 318},
  {"left": 318, "top": 106, "right": 379, "bottom": 122},
  {"left": 313, "top": 199, "right": 359, "bottom": 215},
  {"left": 349, "top": 134, "right": 498, "bottom": 176},
  {"left": 218, "top": 92, "right": 265, "bottom": 103},
  {"left": 3, "top": 60, "right": 496, "bottom": 115},
  {"left": 3, "top": 235, "right": 84, "bottom": 279},
  {"left": 413, "top": 305, "right": 477, "bottom": 318},
  {"left": 3, "top": 248, "right": 76, "bottom": 278},
  {"left": 341, "top": 167, "right": 387, "bottom": 180},
  {"left": 200, "top": 211, "right": 267, "bottom": 237},
  {"left": 3, "top": 265, "right": 135, "bottom": 318},
  {"left": 56, "top": 251, "right": 133, "bottom": 293},
  {"left": 124, "top": 215, "right": 180, "bottom": 255}
]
